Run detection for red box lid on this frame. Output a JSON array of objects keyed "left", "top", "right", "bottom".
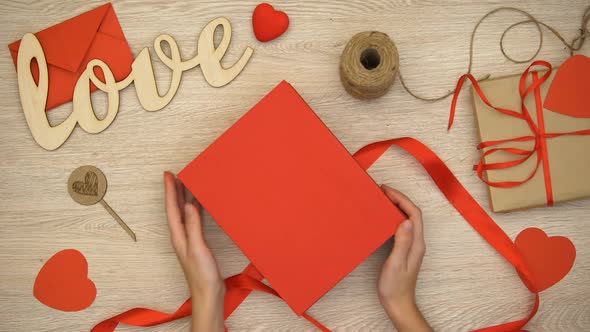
[{"left": 179, "top": 81, "right": 404, "bottom": 314}]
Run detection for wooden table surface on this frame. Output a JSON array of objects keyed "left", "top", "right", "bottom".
[{"left": 1, "top": 1, "right": 588, "bottom": 331}]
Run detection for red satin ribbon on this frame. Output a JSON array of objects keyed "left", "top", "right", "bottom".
[
  {"left": 449, "top": 61, "right": 590, "bottom": 205},
  {"left": 91, "top": 263, "right": 265, "bottom": 332},
  {"left": 92, "top": 137, "right": 542, "bottom": 332},
  {"left": 353, "top": 138, "right": 539, "bottom": 332},
  {"left": 532, "top": 71, "right": 553, "bottom": 205}
]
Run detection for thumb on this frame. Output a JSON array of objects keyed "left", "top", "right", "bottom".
[
  {"left": 183, "top": 203, "right": 205, "bottom": 248},
  {"left": 386, "top": 219, "right": 414, "bottom": 271}
]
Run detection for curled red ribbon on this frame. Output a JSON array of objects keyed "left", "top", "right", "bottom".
[
  {"left": 449, "top": 61, "right": 590, "bottom": 205},
  {"left": 92, "top": 137, "right": 540, "bottom": 332}
]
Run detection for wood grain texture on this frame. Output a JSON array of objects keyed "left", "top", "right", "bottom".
[{"left": 0, "top": 0, "right": 588, "bottom": 331}]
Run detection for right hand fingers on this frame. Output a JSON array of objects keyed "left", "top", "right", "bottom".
[
  {"left": 381, "top": 185, "right": 426, "bottom": 271},
  {"left": 385, "top": 219, "right": 414, "bottom": 272},
  {"left": 381, "top": 185, "right": 422, "bottom": 220}
]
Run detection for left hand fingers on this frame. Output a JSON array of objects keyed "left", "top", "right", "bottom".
[
  {"left": 164, "top": 171, "right": 187, "bottom": 254},
  {"left": 183, "top": 202, "right": 205, "bottom": 249},
  {"left": 175, "top": 178, "right": 186, "bottom": 212}
]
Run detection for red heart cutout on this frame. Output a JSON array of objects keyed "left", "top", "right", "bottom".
[
  {"left": 252, "top": 3, "right": 289, "bottom": 42},
  {"left": 515, "top": 228, "right": 576, "bottom": 293},
  {"left": 544, "top": 55, "right": 590, "bottom": 118},
  {"left": 34, "top": 249, "right": 96, "bottom": 311}
]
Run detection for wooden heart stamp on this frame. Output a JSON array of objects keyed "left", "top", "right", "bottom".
[
  {"left": 68, "top": 166, "right": 106, "bottom": 205},
  {"left": 68, "top": 166, "right": 136, "bottom": 241}
]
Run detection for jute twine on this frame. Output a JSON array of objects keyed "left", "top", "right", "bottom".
[
  {"left": 339, "top": 6, "right": 590, "bottom": 100},
  {"left": 339, "top": 31, "right": 399, "bottom": 99}
]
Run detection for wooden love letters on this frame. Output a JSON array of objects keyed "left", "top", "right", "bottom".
[{"left": 17, "top": 18, "right": 253, "bottom": 150}]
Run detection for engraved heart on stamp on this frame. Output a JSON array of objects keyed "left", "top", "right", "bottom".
[{"left": 72, "top": 171, "right": 99, "bottom": 196}]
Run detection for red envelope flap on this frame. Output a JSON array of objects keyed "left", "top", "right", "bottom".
[
  {"left": 97, "top": 4, "right": 127, "bottom": 40},
  {"left": 8, "top": 3, "right": 115, "bottom": 73}
]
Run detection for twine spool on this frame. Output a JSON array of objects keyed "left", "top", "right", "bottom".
[
  {"left": 337, "top": 7, "right": 588, "bottom": 102},
  {"left": 339, "top": 31, "right": 399, "bottom": 99}
]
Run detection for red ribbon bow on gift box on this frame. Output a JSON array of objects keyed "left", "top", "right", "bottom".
[{"left": 449, "top": 60, "right": 590, "bottom": 206}]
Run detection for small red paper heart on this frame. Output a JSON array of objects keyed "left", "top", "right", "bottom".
[
  {"left": 34, "top": 249, "right": 96, "bottom": 311},
  {"left": 252, "top": 3, "right": 289, "bottom": 42},
  {"left": 544, "top": 55, "right": 590, "bottom": 118},
  {"left": 515, "top": 228, "right": 576, "bottom": 293}
]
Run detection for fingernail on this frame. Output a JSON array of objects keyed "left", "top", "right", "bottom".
[
  {"left": 184, "top": 203, "right": 193, "bottom": 215},
  {"left": 403, "top": 219, "right": 413, "bottom": 231}
]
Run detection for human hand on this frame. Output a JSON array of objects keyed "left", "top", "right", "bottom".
[
  {"left": 164, "top": 171, "right": 225, "bottom": 332},
  {"left": 378, "top": 185, "right": 431, "bottom": 332}
]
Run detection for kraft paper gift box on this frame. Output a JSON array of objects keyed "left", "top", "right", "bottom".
[{"left": 470, "top": 55, "right": 590, "bottom": 212}]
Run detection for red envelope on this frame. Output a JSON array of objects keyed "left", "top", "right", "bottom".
[
  {"left": 179, "top": 81, "right": 405, "bottom": 314},
  {"left": 8, "top": 3, "right": 133, "bottom": 111}
]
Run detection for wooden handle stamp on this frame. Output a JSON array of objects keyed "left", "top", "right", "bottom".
[{"left": 68, "top": 166, "right": 136, "bottom": 241}]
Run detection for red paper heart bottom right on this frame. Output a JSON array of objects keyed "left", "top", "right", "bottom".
[{"left": 515, "top": 228, "right": 576, "bottom": 293}]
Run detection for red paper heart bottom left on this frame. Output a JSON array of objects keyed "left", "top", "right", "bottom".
[{"left": 34, "top": 249, "right": 96, "bottom": 311}]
